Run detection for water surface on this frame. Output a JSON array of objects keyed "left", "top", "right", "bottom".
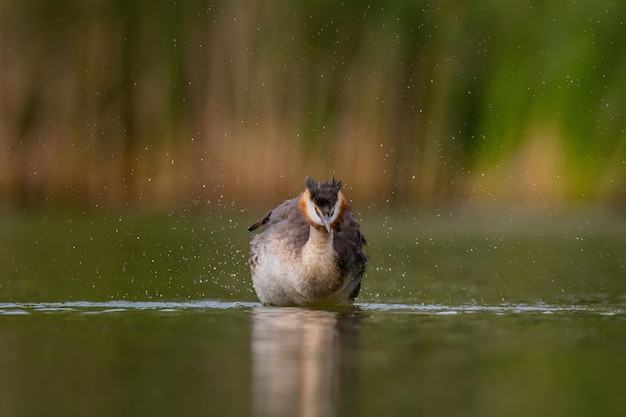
[
  {"left": 1, "top": 208, "right": 625, "bottom": 416},
  {"left": 1, "top": 300, "right": 625, "bottom": 417}
]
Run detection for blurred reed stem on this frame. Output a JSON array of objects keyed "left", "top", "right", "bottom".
[{"left": 1, "top": 0, "right": 624, "bottom": 209}]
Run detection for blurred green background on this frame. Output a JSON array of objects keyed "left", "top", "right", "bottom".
[
  {"left": 1, "top": 0, "right": 625, "bottom": 210},
  {"left": 1, "top": 6, "right": 625, "bottom": 416}
]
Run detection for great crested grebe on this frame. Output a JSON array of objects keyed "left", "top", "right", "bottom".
[{"left": 248, "top": 177, "right": 367, "bottom": 306}]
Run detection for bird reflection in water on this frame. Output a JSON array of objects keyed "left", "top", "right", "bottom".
[{"left": 251, "top": 307, "right": 361, "bottom": 417}]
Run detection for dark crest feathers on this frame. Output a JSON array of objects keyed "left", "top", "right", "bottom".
[
  {"left": 305, "top": 177, "right": 342, "bottom": 192},
  {"left": 304, "top": 177, "right": 342, "bottom": 209}
]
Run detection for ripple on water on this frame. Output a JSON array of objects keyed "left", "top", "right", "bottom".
[
  {"left": 0, "top": 300, "right": 623, "bottom": 316},
  {"left": 0, "top": 300, "right": 260, "bottom": 315},
  {"left": 357, "top": 301, "right": 625, "bottom": 316}
]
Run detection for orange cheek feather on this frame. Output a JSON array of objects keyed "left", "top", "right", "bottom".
[
  {"left": 330, "top": 195, "right": 348, "bottom": 228},
  {"left": 299, "top": 193, "right": 322, "bottom": 230}
]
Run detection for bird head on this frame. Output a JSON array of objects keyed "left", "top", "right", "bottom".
[{"left": 299, "top": 177, "right": 347, "bottom": 233}]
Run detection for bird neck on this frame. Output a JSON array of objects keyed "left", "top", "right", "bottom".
[
  {"left": 301, "top": 225, "right": 336, "bottom": 270},
  {"left": 307, "top": 223, "right": 333, "bottom": 247}
]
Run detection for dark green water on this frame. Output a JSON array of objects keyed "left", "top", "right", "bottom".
[{"left": 1, "top": 207, "right": 625, "bottom": 416}]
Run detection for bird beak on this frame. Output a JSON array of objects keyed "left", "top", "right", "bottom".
[{"left": 322, "top": 214, "right": 332, "bottom": 233}]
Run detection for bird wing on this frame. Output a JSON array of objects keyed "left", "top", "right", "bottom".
[
  {"left": 247, "top": 209, "right": 273, "bottom": 232},
  {"left": 247, "top": 196, "right": 302, "bottom": 232},
  {"left": 334, "top": 211, "right": 368, "bottom": 276}
]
